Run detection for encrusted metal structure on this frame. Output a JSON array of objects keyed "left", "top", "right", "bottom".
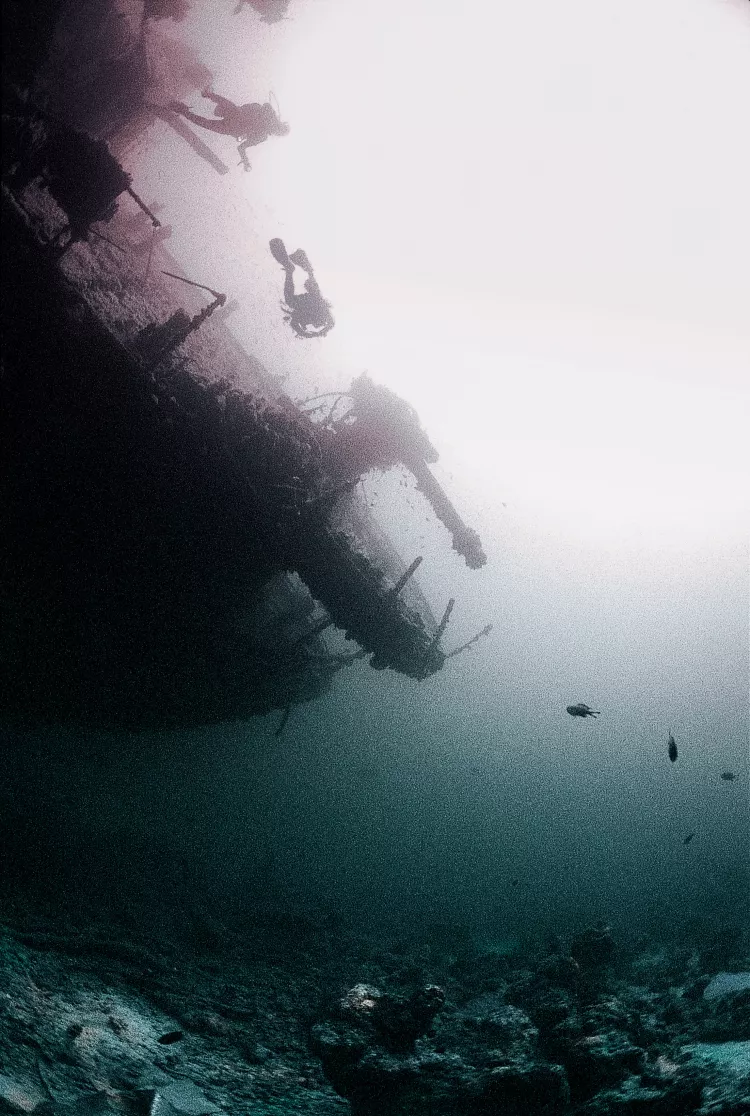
[{"left": 1, "top": 9, "right": 486, "bottom": 730}]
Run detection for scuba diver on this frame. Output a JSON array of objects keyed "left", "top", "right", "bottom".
[
  {"left": 167, "top": 88, "right": 289, "bottom": 169},
  {"left": 269, "top": 238, "right": 335, "bottom": 338}
]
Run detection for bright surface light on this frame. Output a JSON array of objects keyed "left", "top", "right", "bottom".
[
  {"left": 325, "top": 287, "right": 749, "bottom": 549},
  {"left": 146, "top": 0, "right": 750, "bottom": 551}
]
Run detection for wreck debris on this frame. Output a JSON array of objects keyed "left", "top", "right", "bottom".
[
  {"left": 161, "top": 270, "right": 225, "bottom": 298},
  {"left": 88, "top": 226, "right": 126, "bottom": 253},
  {"left": 125, "top": 185, "right": 161, "bottom": 228},
  {"left": 320, "top": 374, "right": 487, "bottom": 569},
  {"left": 4, "top": 106, "right": 135, "bottom": 255},
  {"left": 422, "top": 598, "right": 455, "bottom": 671},
  {"left": 409, "top": 457, "right": 487, "bottom": 569},
  {"left": 2, "top": 77, "right": 487, "bottom": 728},
  {"left": 136, "top": 272, "right": 226, "bottom": 370},
  {"left": 391, "top": 555, "right": 423, "bottom": 597},
  {"left": 445, "top": 623, "right": 493, "bottom": 660}
]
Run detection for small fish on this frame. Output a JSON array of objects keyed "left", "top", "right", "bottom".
[
  {"left": 510, "top": 878, "right": 520, "bottom": 887},
  {"left": 720, "top": 771, "right": 736, "bottom": 781},
  {"left": 668, "top": 733, "right": 678, "bottom": 763},
  {"left": 683, "top": 832, "right": 695, "bottom": 845},
  {"left": 566, "top": 704, "right": 600, "bottom": 718}
]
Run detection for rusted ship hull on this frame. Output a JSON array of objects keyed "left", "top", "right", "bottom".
[{"left": 1, "top": 141, "right": 443, "bottom": 729}]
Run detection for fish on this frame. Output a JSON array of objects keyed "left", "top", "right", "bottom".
[
  {"left": 566, "top": 704, "right": 600, "bottom": 718},
  {"left": 683, "top": 832, "right": 695, "bottom": 845},
  {"left": 720, "top": 771, "right": 736, "bottom": 781},
  {"left": 668, "top": 733, "right": 677, "bottom": 763}
]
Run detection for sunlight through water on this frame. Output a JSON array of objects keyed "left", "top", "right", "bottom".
[{"left": 151, "top": 0, "right": 750, "bottom": 554}]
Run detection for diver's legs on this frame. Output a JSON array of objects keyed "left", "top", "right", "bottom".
[
  {"left": 288, "top": 249, "right": 320, "bottom": 295},
  {"left": 283, "top": 269, "right": 296, "bottom": 306},
  {"left": 202, "top": 91, "right": 237, "bottom": 118},
  {"left": 168, "top": 105, "right": 233, "bottom": 134}
]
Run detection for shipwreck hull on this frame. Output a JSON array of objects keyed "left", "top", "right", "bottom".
[{"left": 1, "top": 117, "right": 445, "bottom": 729}]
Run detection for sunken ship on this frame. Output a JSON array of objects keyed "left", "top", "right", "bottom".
[{"left": 1, "top": 0, "right": 487, "bottom": 731}]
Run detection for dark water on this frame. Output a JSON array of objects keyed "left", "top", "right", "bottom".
[
  {"left": 2, "top": 0, "right": 748, "bottom": 964},
  {"left": 2, "top": 528, "right": 746, "bottom": 949}
]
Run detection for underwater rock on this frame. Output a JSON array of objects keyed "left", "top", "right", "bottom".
[
  {"left": 503, "top": 966, "right": 577, "bottom": 1037},
  {"left": 679, "top": 1041, "right": 750, "bottom": 1115},
  {"left": 546, "top": 1005, "right": 646, "bottom": 1104},
  {"left": 333, "top": 982, "right": 445, "bottom": 1052},
  {"left": 456, "top": 995, "right": 539, "bottom": 1055},
  {"left": 313, "top": 980, "right": 569, "bottom": 1114},
  {"left": 571, "top": 926, "right": 617, "bottom": 969},
  {"left": 630, "top": 948, "right": 701, "bottom": 992},
  {"left": 338, "top": 983, "right": 383, "bottom": 1020},
  {"left": 562, "top": 1031, "right": 645, "bottom": 1101},
  {"left": 0, "top": 1073, "right": 47, "bottom": 1114},
  {"left": 703, "top": 973, "right": 750, "bottom": 1002},
  {"left": 315, "top": 1039, "right": 569, "bottom": 1116},
  {"left": 483, "top": 1060, "right": 570, "bottom": 1113},
  {"left": 539, "top": 953, "right": 583, "bottom": 991},
  {"left": 309, "top": 1020, "right": 370, "bottom": 1096},
  {"left": 528, "top": 988, "right": 576, "bottom": 1034},
  {"left": 370, "top": 985, "right": 446, "bottom": 1051},
  {"left": 140, "top": 1081, "right": 220, "bottom": 1115},
  {"left": 3, "top": 910, "right": 750, "bottom": 1116},
  {"left": 574, "top": 1070, "right": 704, "bottom": 1115},
  {"left": 699, "top": 989, "right": 750, "bottom": 1042},
  {"left": 240, "top": 1040, "right": 272, "bottom": 1064}
]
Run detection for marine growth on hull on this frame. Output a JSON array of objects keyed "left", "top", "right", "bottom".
[{"left": 1, "top": 42, "right": 485, "bottom": 730}]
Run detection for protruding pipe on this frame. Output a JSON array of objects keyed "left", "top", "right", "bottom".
[
  {"left": 125, "top": 186, "right": 161, "bottom": 227},
  {"left": 421, "top": 597, "right": 455, "bottom": 672},
  {"left": 391, "top": 555, "right": 423, "bottom": 597},
  {"left": 407, "top": 457, "right": 486, "bottom": 569},
  {"left": 142, "top": 294, "right": 226, "bottom": 371},
  {"left": 89, "top": 227, "right": 125, "bottom": 253},
  {"left": 434, "top": 597, "right": 455, "bottom": 644},
  {"left": 445, "top": 623, "right": 493, "bottom": 659}
]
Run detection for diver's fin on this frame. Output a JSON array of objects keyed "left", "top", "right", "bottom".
[
  {"left": 269, "top": 237, "right": 290, "bottom": 267},
  {"left": 288, "top": 248, "right": 312, "bottom": 271}
]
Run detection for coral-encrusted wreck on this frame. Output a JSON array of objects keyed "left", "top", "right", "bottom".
[{"left": 1, "top": 67, "right": 486, "bottom": 730}]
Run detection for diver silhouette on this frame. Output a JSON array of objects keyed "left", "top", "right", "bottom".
[
  {"left": 270, "top": 238, "right": 335, "bottom": 338},
  {"left": 168, "top": 89, "right": 289, "bottom": 169}
]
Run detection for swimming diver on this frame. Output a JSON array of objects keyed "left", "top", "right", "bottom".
[
  {"left": 269, "top": 238, "right": 335, "bottom": 338},
  {"left": 167, "top": 89, "right": 289, "bottom": 170}
]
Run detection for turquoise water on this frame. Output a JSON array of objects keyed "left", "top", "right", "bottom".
[{"left": 3, "top": 523, "right": 746, "bottom": 946}]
